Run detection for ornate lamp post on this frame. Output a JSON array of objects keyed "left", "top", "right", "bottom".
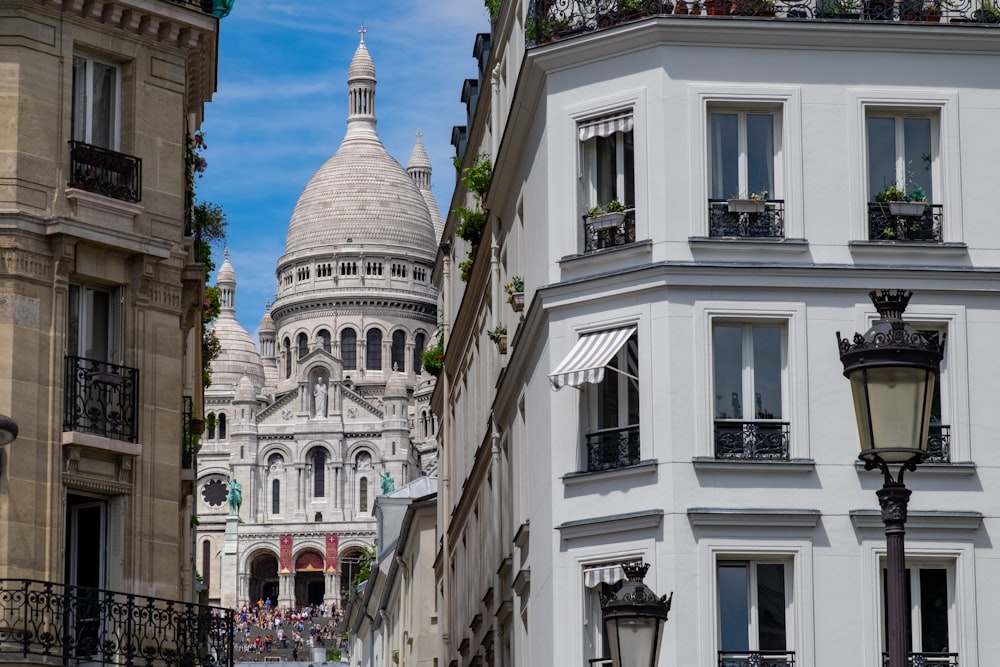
[
  {"left": 837, "top": 289, "right": 945, "bottom": 667},
  {"left": 0, "top": 414, "right": 17, "bottom": 446},
  {"left": 601, "top": 562, "right": 673, "bottom": 667}
]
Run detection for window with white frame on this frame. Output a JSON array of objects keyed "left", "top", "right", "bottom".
[
  {"left": 67, "top": 284, "right": 119, "bottom": 363},
  {"left": 866, "top": 112, "right": 936, "bottom": 203},
  {"left": 580, "top": 113, "right": 635, "bottom": 212},
  {"left": 584, "top": 332, "right": 639, "bottom": 472},
  {"left": 916, "top": 326, "right": 949, "bottom": 462},
  {"left": 712, "top": 323, "right": 788, "bottom": 460},
  {"left": 718, "top": 560, "right": 794, "bottom": 664},
  {"left": 72, "top": 54, "right": 120, "bottom": 150},
  {"left": 880, "top": 562, "right": 955, "bottom": 660},
  {"left": 582, "top": 561, "right": 637, "bottom": 666}
]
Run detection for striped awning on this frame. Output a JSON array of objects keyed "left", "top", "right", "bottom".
[
  {"left": 549, "top": 326, "right": 637, "bottom": 391},
  {"left": 583, "top": 564, "right": 627, "bottom": 588},
  {"left": 578, "top": 112, "right": 634, "bottom": 142}
]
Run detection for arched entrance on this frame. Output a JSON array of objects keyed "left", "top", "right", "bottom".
[
  {"left": 248, "top": 551, "right": 279, "bottom": 606},
  {"left": 294, "top": 549, "right": 325, "bottom": 606}
]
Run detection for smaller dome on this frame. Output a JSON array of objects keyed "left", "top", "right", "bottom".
[
  {"left": 349, "top": 36, "right": 375, "bottom": 81},
  {"left": 259, "top": 301, "right": 275, "bottom": 334},
  {"left": 385, "top": 371, "right": 407, "bottom": 399},
  {"left": 235, "top": 375, "right": 256, "bottom": 402},
  {"left": 217, "top": 249, "right": 235, "bottom": 283},
  {"left": 407, "top": 133, "right": 431, "bottom": 171}
]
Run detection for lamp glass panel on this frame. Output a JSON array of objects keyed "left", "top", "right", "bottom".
[
  {"left": 852, "top": 367, "right": 934, "bottom": 460},
  {"left": 606, "top": 617, "right": 658, "bottom": 667}
]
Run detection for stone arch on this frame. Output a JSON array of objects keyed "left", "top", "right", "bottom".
[
  {"left": 244, "top": 547, "right": 280, "bottom": 607},
  {"left": 293, "top": 546, "right": 326, "bottom": 606},
  {"left": 390, "top": 328, "right": 407, "bottom": 372}
]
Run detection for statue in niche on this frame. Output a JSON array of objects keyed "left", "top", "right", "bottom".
[
  {"left": 226, "top": 474, "right": 242, "bottom": 517},
  {"left": 380, "top": 471, "right": 395, "bottom": 494},
  {"left": 313, "top": 375, "right": 328, "bottom": 418}
]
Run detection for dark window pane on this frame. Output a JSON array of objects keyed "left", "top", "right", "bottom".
[
  {"left": 746, "top": 113, "right": 774, "bottom": 197},
  {"left": 596, "top": 134, "right": 617, "bottom": 205},
  {"left": 867, "top": 116, "right": 897, "bottom": 198},
  {"left": 341, "top": 329, "right": 357, "bottom": 370},
  {"left": 367, "top": 329, "right": 382, "bottom": 370},
  {"left": 623, "top": 130, "right": 635, "bottom": 207},
  {"left": 710, "top": 113, "right": 739, "bottom": 199},
  {"left": 713, "top": 326, "right": 743, "bottom": 420},
  {"left": 904, "top": 117, "right": 933, "bottom": 202},
  {"left": 752, "top": 326, "right": 782, "bottom": 420},
  {"left": 756, "top": 563, "right": 787, "bottom": 651},
  {"left": 718, "top": 564, "right": 750, "bottom": 652},
  {"left": 920, "top": 568, "right": 949, "bottom": 653},
  {"left": 391, "top": 330, "right": 406, "bottom": 372}
]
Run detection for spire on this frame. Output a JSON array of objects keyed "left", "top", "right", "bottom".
[
  {"left": 346, "top": 27, "right": 378, "bottom": 141},
  {"left": 217, "top": 247, "right": 236, "bottom": 314},
  {"left": 407, "top": 131, "right": 432, "bottom": 191}
]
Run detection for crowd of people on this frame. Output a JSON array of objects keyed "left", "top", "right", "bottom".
[{"left": 233, "top": 599, "right": 345, "bottom": 659}]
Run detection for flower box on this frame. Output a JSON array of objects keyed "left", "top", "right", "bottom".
[
  {"left": 888, "top": 201, "right": 928, "bottom": 216},
  {"left": 510, "top": 292, "right": 524, "bottom": 313},
  {"left": 588, "top": 211, "right": 626, "bottom": 230},
  {"left": 727, "top": 198, "right": 767, "bottom": 214},
  {"left": 496, "top": 334, "right": 508, "bottom": 354}
]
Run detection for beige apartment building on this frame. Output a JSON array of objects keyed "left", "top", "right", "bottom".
[{"left": 0, "top": 1, "right": 231, "bottom": 664}]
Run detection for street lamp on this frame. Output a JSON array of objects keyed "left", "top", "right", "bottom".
[
  {"left": 837, "top": 289, "right": 945, "bottom": 667},
  {"left": 601, "top": 562, "right": 673, "bottom": 667},
  {"left": 0, "top": 414, "right": 17, "bottom": 446}
]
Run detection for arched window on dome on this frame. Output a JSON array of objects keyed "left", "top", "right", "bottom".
[
  {"left": 283, "top": 338, "right": 291, "bottom": 378},
  {"left": 391, "top": 330, "right": 406, "bottom": 372},
  {"left": 218, "top": 413, "right": 227, "bottom": 440},
  {"left": 297, "top": 332, "right": 308, "bottom": 359},
  {"left": 414, "top": 333, "right": 426, "bottom": 374},
  {"left": 341, "top": 328, "right": 357, "bottom": 370},
  {"left": 366, "top": 329, "right": 382, "bottom": 371},
  {"left": 421, "top": 411, "right": 428, "bottom": 438},
  {"left": 312, "top": 450, "right": 326, "bottom": 498},
  {"left": 207, "top": 412, "right": 216, "bottom": 440},
  {"left": 272, "top": 479, "right": 280, "bottom": 515},
  {"left": 359, "top": 477, "right": 368, "bottom": 513},
  {"left": 318, "top": 330, "right": 331, "bottom": 353}
]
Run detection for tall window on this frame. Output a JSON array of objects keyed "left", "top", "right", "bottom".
[
  {"left": 391, "top": 330, "right": 406, "bottom": 372},
  {"left": 413, "top": 332, "right": 426, "bottom": 374},
  {"left": 271, "top": 480, "right": 280, "bottom": 515},
  {"left": 72, "top": 55, "right": 119, "bottom": 149},
  {"left": 359, "top": 477, "right": 368, "bottom": 513},
  {"left": 867, "top": 113, "right": 936, "bottom": 202},
  {"left": 297, "top": 332, "right": 308, "bottom": 358},
  {"left": 67, "top": 285, "right": 117, "bottom": 362},
  {"left": 318, "top": 329, "right": 331, "bottom": 353},
  {"left": 366, "top": 329, "right": 383, "bottom": 370},
  {"left": 582, "top": 562, "right": 632, "bottom": 664},
  {"left": 312, "top": 450, "right": 326, "bottom": 498},
  {"left": 712, "top": 323, "right": 787, "bottom": 460},
  {"left": 283, "top": 338, "right": 291, "bottom": 378},
  {"left": 580, "top": 113, "right": 634, "bottom": 210},
  {"left": 341, "top": 328, "right": 357, "bottom": 370},
  {"left": 206, "top": 413, "right": 216, "bottom": 440},
  {"left": 718, "top": 561, "right": 792, "bottom": 662},
  {"left": 584, "top": 333, "right": 639, "bottom": 472},
  {"left": 709, "top": 109, "right": 778, "bottom": 200},
  {"left": 217, "top": 414, "right": 227, "bottom": 440},
  {"left": 882, "top": 564, "right": 953, "bottom": 659}
]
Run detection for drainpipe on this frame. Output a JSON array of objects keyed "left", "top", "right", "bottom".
[
  {"left": 490, "top": 63, "right": 501, "bottom": 160},
  {"left": 490, "top": 419, "right": 501, "bottom": 667},
  {"left": 438, "top": 242, "right": 452, "bottom": 666}
]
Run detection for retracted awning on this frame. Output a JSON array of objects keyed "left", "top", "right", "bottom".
[
  {"left": 578, "top": 112, "right": 634, "bottom": 142},
  {"left": 549, "top": 326, "right": 637, "bottom": 391},
  {"left": 583, "top": 564, "right": 627, "bottom": 588}
]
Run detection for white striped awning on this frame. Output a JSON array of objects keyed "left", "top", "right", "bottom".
[
  {"left": 578, "top": 112, "right": 634, "bottom": 142},
  {"left": 549, "top": 326, "right": 637, "bottom": 391},
  {"left": 583, "top": 564, "right": 627, "bottom": 588}
]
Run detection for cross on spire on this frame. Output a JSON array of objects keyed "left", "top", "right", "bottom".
[{"left": 358, "top": 24, "right": 366, "bottom": 43}]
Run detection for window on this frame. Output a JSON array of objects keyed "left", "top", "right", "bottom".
[
  {"left": 217, "top": 413, "right": 227, "bottom": 440},
  {"left": 881, "top": 564, "right": 954, "bottom": 662},
  {"left": 359, "top": 477, "right": 368, "bottom": 513},
  {"left": 708, "top": 109, "right": 784, "bottom": 238},
  {"left": 582, "top": 562, "right": 633, "bottom": 665},
  {"left": 580, "top": 113, "right": 635, "bottom": 252},
  {"left": 413, "top": 332, "right": 426, "bottom": 374},
  {"left": 917, "top": 327, "right": 948, "bottom": 462},
  {"left": 297, "top": 333, "right": 308, "bottom": 358},
  {"left": 206, "top": 413, "right": 216, "bottom": 440},
  {"left": 366, "top": 329, "right": 382, "bottom": 371},
  {"left": 341, "top": 328, "right": 357, "bottom": 370},
  {"left": 283, "top": 338, "right": 291, "bottom": 378},
  {"left": 391, "top": 330, "right": 406, "bottom": 372},
  {"left": 718, "top": 561, "right": 794, "bottom": 666},
  {"left": 866, "top": 111, "right": 940, "bottom": 241},
  {"left": 585, "top": 333, "right": 639, "bottom": 472},
  {"left": 68, "top": 285, "right": 117, "bottom": 362},
  {"left": 271, "top": 479, "right": 280, "bottom": 515},
  {"left": 313, "top": 450, "right": 326, "bottom": 497},
  {"left": 318, "top": 329, "right": 331, "bottom": 353},
  {"left": 72, "top": 55, "right": 120, "bottom": 150},
  {"left": 712, "top": 323, "right": 788, "bottom": 460}
]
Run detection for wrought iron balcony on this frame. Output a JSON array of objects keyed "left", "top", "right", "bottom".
[
  {"left": 64, "top": 356, "right": 139, "bottom": 443},
  {"left": 881, "top": 652, "right": 958, "bottom": 666},
  {"left": 583, "top": 208, "right": 637, "bottom": 253},
  {"left": 709, "top": 199, "right": 785, "bottom": 238},
  {"left": 720, "top": 650, "right": 796, "bottom": 667},
  {"left": 0, "top": 578, "right": 233, "bottom": 667},
  {"left": 68, "top": 141, "right": 142, "bottom": 204},
  {"left": 527, "top": 0, "right": 1000, "bottom": 46},
  {"left": 715, "top": 420, "right": 790, "bottom": 460},
  {"left": 868, "top": 203, "right": 943, "bottom": 242},
  {"left": 585, "top": 425, "right": 641, "bottom": 471},
  {"left": 926, "top": 423, "right": 951, "bottom": 462},
  {"left": 182, "top": 396, "right": 204, "bottom": 470}
]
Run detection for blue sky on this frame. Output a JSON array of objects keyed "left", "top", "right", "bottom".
[{"left": 198, "top": 1, "right": 489, "bottom": 335}]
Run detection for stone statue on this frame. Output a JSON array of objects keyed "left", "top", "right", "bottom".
[
  {"left": 226, "top": 475, "right": 242, "bottom": 516},
  {"left": 313, "top": 376, "right": 328, "bottom": 418},
  {"left": 380, "top": 471, "right": 395, "bottom": 494}
]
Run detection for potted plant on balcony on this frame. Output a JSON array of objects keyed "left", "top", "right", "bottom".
[
  {"left": 487, "top": 324, "right": 508, "bottom": 354},
  {"left": 587, "top": 200, "right": 628, "bottom": 230},
  {"left": 876, "top": 184, "right": 928, "bottom": 216},
  {"left": 732, "top": 0, "right": 776, "bottom": 16},
  {"left": 505, "top": 276, "right": 525, "bottom": 313},
  {"left": 727, "top": 190, "right": 769, "bottom": 213},
  {"left": 972, "top": 0, "right": 1000, "bottom": 21}
]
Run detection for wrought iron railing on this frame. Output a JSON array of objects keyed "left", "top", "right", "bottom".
[
  {"left": 68, "top": 141, "right": 142, "bottom": 204},
  {"left": 720, "top": 650, "right": 796, "bottom": 666},
  {"left": 881, "top": 652, "right": 959, "bottom": 666},
  {"left": 64, "top": 356, "right": 139, "bottom": 443},
  {"left": 926, "top": 423, "right": 951, "bottom": 462},
  {"left": 182, "top": 396, "right": 198, "bottom": 470},
  {"left": 709, "top": 199, "right": 785, "bottom": 238},
  {"left": 583, "top": 208, "right": 637, "bottom": 253},
  {"left": 526, "top": 0, "right": 1000, "bottom": 46},
  {"left": 868, "top": 203, "right": 943, "bottom": 242},
  {"left": 0, "top": 579, "right": 233, "bottom": 667},
  {"left": 585, "top": 425, "right": 641, "bottom": 471},
  {"left": 715, "top": 420, "right": 790, "bottom": 460}
]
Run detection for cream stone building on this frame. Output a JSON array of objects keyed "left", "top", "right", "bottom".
[
  {"left": 195, "top": 35, "right": 441, "bottom": 613},
  {"left": 0, "top": 0, "right": 230, "bottom": 664}
]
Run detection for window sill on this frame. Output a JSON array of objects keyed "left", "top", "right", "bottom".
[
  {"left": 562, "top": 459, "right": 658, "bottom": 487},
  {"left": 689, "top": 236, "right": 809, "bottom": 254},
  {"left": 559, "top": 239, "right": 652, "bottom": 282},
  {"left": 62, "top": 430, "right": 142, "bottom": 457},
  {"left": 854, "top": 460, "right": 975, "bottom": 476},
  {"left": 693, "top": 457, "right": 815, "bottom": 473},
  {"left": 687, "top": 507, "right": 821, "bottom": 528},
  {"left": 848, "top": 240, "right": 968, "bottom": 258}
]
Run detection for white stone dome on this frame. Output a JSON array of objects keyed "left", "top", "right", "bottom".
[{"left": 209, "top": 315, "right": 265, "bottom": 392}]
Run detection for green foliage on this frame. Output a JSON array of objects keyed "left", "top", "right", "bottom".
[
  {"left": 459, "top": 251, "right": 475, "bottom": 282},
  {"left": 504, "top": 276, "right": 524, "bottom": 297},
  {"left": 461, "top": 154, "right": 493, "bottom": 202},
  {"left": 421, "top": 341, "right": 444, "bottom": 377},
  {"left": 351, "top": 545, "right": 377, "bottom": 591},
  {"left": 875, "top": 185, "right": 908, "bottom": 202},
  {"left": 202, "top": 329, "right": 222, "bottom": 388},
  {"left": 485, "top": 0, "right": 502, "bottom": 22},
  {"left": 326, "top": 649, "right": 342, "bottom": 662},
  {"left": 587, "top": 199, "right": 628, "bottom": 217},
  {"left": 455, "top": 206, "right": 487, "bottom": 245},
  {"left": 193, "top": 202, "right": 228, "bottom": 277},
  {"left": 203, "top": 286, "right": 221, "bottom": 324},
  {"left": 487, "top": 324, "right": 507, "bottom": 342}
]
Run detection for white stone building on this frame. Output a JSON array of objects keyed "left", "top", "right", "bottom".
[
  {"left": 432, "top": 2, "right": 1000, "bottom": 667},
  {"left": 196, "top": 35, "right": 441, "bottom": 612}
]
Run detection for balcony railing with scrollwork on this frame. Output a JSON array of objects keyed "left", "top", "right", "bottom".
[
  {"left": 715, "top": 420, "right": 790, "bottom": 460},
  {"left": 868, "top": 203, "right": 943, "bottom": 242},
  {"left": 64, "top": 356, "right": 139, "bottom": 443},
  {"left": 585, "top": 425, "right": 641, "bottom": 471},
  {"left": 0, "top": 578, "right": 233, "bottom": 667},
  {"left": 881, "top": 652, "right": 958, "bottom": 666},
  {"left": 720, "top": 650, "right": 796, "bottom": 667},
  {"left": 709, "top": 199, "right": 785, "bottom": 238},
  {"left": 926, "top": 423, "right": 951, "bottom": 462},
  {"left": 68, "top": 141, "right": 142, "bottom": 204},
  {"left": 526, "top": 0, "right": 1000, "bottom": 47},
  {"left": 583, "top": 209, "right": 637, "bottom": 253}
]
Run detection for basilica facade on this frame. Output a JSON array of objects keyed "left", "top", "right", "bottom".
[{"left": 195, "top": 35, "right": 441, "bottom": 612}]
